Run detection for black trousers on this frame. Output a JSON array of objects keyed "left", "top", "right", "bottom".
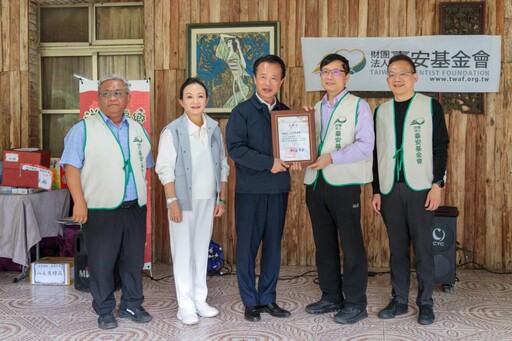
[
  {"left": 381, "top": 183, "right": 435, "bottom": 307},
  {"left": 235, "top": 193, "right": 288, "bottom": 307},
  {"left": 84, "top": 203, "right": 147, "bottom": 315},
  {"left": 306, "top": 176, "right": 368, "bottom": 309}
]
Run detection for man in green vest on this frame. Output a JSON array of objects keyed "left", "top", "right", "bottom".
[
  {"left": 61, "top": 74, "right": 153, "bottom": 329},
  {"left": 304, "top": 53, "right": 374, "bottom": 325},
  {"left": 372, "top": 54, "right": 449, "bottom": 325}
]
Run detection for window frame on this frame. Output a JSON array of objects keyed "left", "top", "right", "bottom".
[{"left": 38, "top": 2, "right": 144, "bottom": 154}]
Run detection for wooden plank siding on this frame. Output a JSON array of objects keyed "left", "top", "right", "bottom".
[
  {"left": 1, "top": 0, "right": 511, "bottom": 270},
  {"left": 1, "top": 0, "right": 37, "bottom": 153}
]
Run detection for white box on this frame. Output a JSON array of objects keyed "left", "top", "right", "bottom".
[{"left": 30, "top": 257, "right": 74, "bottom": 285}]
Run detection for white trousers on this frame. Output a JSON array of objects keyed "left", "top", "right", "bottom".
[{"left": 169, "top": 199, "right": 215, "bottom": 310}]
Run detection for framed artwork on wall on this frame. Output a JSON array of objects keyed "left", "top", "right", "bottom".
[{"left": 187, "top": 21, "right": 279, "bottom": 117}]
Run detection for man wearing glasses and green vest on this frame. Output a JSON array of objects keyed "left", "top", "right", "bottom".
[
  {"left": 372, "top": 54, "right": 449, "bottom": 325},
  {"left": 303, "top": 53, "right": 374, "bottom": 325}
]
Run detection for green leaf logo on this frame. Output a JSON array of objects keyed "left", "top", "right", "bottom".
[
  {"left": 410, "top": 118, "right": 425, "bottom": 125},
  {"left": 312, "top": 49, "right": 367, "bottom": 75}
]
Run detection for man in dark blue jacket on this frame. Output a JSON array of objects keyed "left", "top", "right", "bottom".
[{"left": 226, "top": 54, "right": 292, "bottom": 322}]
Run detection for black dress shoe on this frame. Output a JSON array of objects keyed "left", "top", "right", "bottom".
[
  {"left": 244, "top": 306, "right": 261, "bottom": 322},
  {"left": 418, "top": 305, "right": 435, "bottom": 325},
  {"left": 333, "top": 306, "right": 368, "bottom": 324},
  {"left": 258, "top": 303, "right": 291, "bottom": 318},
  {"left": 305, "top": 299, "right": 343, "bottom": 314},
  {"left": 378, "top": 300, "right": 408, "bottom": 319}
]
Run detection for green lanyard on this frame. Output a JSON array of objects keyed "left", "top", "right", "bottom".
[
  {"left": 393, "top": 146, "right": 403, "bottom": 181},
  {"left": 124, "top": 159, "right": 133, "bottom": 186},
  {"left": 393, "top": 92, "right": 416, "bottom": 181}
]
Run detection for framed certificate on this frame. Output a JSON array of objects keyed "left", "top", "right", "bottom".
[{"left": 271, "top": 110, "right": 317, "bottom": 166}]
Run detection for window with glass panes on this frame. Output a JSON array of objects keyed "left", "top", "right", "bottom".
[{"left": 39, "top": 3, "right": 144, "bottom": 157}]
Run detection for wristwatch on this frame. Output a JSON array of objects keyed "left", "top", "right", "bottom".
[
  {"left": 433, "top": 180, "right": 445, "bottom": 188},
  {"left": 166, "top": 197, "right": 178, "bottom": 205}
]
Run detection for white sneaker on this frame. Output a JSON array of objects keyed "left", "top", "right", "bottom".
[
  {"left": 195, "top": 301, "right": 219, "bottom": 317},
  {"left": 177, "top": 309, "right": 199, "bottom": 325}
]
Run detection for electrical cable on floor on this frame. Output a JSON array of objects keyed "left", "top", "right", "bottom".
[
  {"left": 457, "top": 261, "right": 512, "bottom": 275},
  {"left": 142, "top": 271, "right": 173, "bottom": 281},
  {"left": 207, "top": 261, "right": 389, "bottom": 283},
  {"left": 207, "top": 260, "right": 320, "bottom": 281},
  {"left": 278, "top": 270, "right": 318, "bottom": 280},
  {"left": 150, "top": 258, "right": 393, "bottom": 283},
  {"left": 208, "top": 259, "right": 232, "bottom": 276},
  {"left": 144, "top": 243, "right": 512, "bottom": 283},
  {"left": 456, "top": 242, "right": 512, "bottom": 274},
  {"left": 367, "top": 271, "right": 390, "bottom": 276}
]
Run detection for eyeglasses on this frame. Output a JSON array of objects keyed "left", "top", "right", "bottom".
[
  {"left": 387, "top": 71, "right": 414, "bottom": 79},
  {"left": 100, "top": 91, "right": 128, "bottom": 99},
  {"left": 319, "top": 69, "right": 346, "bottom": 77}
]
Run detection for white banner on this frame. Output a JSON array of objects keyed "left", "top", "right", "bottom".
[{"left": 302, "top": 35, "right": 501, "bottom": 93}]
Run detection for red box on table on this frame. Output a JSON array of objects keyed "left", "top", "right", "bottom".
[{"left": 2, "top": 149, "right": 52, "bottom": 189}]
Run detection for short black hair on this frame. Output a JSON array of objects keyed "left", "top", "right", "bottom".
[
  {"left": 388, "top": 54, "right": 416, "bottom": 73},
  {"left": 320, "top": 53, "right": 350, "bottom": 74},
  {"left": 179, "top": 77, "right": 208, "bottom": 99},
  {"left": 253, "top": 54, "right": 286, "bottom": 79}
]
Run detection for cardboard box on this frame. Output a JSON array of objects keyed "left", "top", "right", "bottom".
[
  {"left": 50, "top": 158, "right": 67, "bottom": 189},
  {"left": 3, "top": 149, "right": 51, "bottom": 167},
  {"left": 2, "top": 164, "right": 53, "bottom": 190},
  {"left": 2, "top": 149, "right": 52, "bottom": 189},
  {"left": 30, "top": 257, "right": 74, "bottom": 286}
]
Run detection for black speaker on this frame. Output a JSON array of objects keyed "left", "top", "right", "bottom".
[
  {"left": 432, "top": 206, "right": 459, "bottom": 285},
  {"left": 74, "top": 229, "right": 90, "bottom": 292},
  {"left": 73, "top": 229, "right": 121, "bottom": 292}
]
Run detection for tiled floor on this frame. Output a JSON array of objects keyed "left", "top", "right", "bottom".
[{"left": 1, "top": 264, "right": 512, "bottom": 340}]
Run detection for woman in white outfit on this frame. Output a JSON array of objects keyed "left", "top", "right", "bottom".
[{"left": 155, "top": 78, "right": 229, "bottom": 325}]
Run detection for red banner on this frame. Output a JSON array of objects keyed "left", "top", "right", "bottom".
[{"left": 79, "top": 80, "right": 152, "bottom": 270}]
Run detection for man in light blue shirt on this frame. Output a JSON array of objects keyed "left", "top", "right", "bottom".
[{"left": 60, "top": 74, "right": 153, "bottom": 330}]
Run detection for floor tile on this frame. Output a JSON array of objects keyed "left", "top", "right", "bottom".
[{"left": 1, "top": 265, "right": 512, "bottom": 340}]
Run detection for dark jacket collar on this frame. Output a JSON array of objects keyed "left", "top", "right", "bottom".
[{"left": 249, "top": 93, "right": 288, "bottom": 112}]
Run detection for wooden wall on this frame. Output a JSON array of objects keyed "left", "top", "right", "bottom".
[
  {"left": 0, "top": 1, "right": 38, "bottom": 154},
  {"left": 147, "top": 0, "right": 512, "bottom": 270},
  {"left": 1, "top": 0, "right": 511, "bottom": 270}
]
